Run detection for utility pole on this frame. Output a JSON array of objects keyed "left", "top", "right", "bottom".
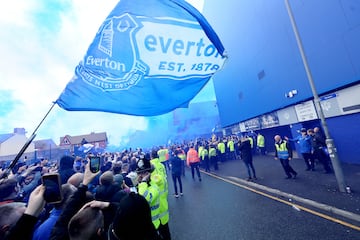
[{"left": 285, "top": 0, "right": 347, "bottom": 192}]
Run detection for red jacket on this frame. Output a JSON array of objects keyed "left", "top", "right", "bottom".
[{"left": 187, "top": 148, "right": 200, "bottom": 165}]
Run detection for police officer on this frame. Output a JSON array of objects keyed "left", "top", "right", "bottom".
[{"left": 308, "top": 128, "right": 332, "bottom": 173}]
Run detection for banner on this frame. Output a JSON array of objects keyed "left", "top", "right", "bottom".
[
  {"left": 56, "top": 0, "right": 227, "bottom": 116},
  {"left": 294, "top": 100, "right": 318, "bottom": 122},
  {"left": 243, "top": 118, "right": 261, "bottom": 131},
  {"left": 260, "top": 112, "right": 279, "bottom": 129}
]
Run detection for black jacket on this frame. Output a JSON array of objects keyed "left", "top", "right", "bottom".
[
  {"left": 5, "top": 213, "right": 38, "bottom": 240},
  {"left": 238, "top": 140, "right": 253, "bottom": 163},
  {"left": 170, "top": 156, "right": 182, "bottom": 175}
]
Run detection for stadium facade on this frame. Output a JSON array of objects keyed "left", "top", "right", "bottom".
[{"left": 203, "top": 0, "right": 360, "bottom": 163}]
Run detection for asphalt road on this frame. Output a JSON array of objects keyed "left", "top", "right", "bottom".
[{"left": 167, "top": 168, "right": 360, "bottom": 240}]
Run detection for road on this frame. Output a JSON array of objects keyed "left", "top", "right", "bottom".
[{"left": 167, "top": 168, "right": 360, "bottom": 240}]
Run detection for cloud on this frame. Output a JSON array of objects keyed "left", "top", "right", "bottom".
[{"left": 0, "top": 0, "right": 211, "bottom": 146}]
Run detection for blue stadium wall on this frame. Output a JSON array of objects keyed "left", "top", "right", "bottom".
[{"left": 203, "top": 0, "right": 360, "bottom": 163}]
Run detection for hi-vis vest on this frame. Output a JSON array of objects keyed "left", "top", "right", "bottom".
[
  {"left": 217, "top": 142, "right": 226, "bottom": 154},
  {"left": 178, "top": 152, "right": 186, "bottom": 161},
  {"left": 200, "top": 148, "right": 208, "bottom": 160},
  {"left": 257, "top": 134, "right": 265, "bottom": 147},
  {"left": 209, "top": 147, "right": 217, "bottom": 157},
  {"left": 158, "top": 148, "right": 168, "bottom": 163},
  {"left": 151, "top": 171, "right": 169, "bottom": 225},
  {"left": 198, "top": 146, "right": 204, "bottom": 158},
  {"left": 275, "top": 141, "right": 289, "bottom": 159},
  {"left": 138, "top": 180, "right": 161, "bottom": 229},
  {"left": 151, "top": 158, "right": 167, "bottom": 177},
  {"left": 158, "top": 183, "right": 169, "bottom": 225},
  {"left": 227, "top": 140, "right": 235, "bottom": 152},
  {"left": 187, "top": 148, "right": 200, "bottom": 164}
]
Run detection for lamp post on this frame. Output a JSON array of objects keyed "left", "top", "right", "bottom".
[{"left": 285, "top": 0, "right": 347, "bottom": 192}]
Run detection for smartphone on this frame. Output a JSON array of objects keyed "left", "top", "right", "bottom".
[
  {"left": 42, "top": 173, "right": 63, "bottom": 203},
  {"left": 89, "top": 156, "right": 100, "bottom": 173}
]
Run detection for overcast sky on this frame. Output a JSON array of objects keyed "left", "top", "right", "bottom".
[{"left": 0, "top": 0, "right": 215, "bottom": 147}]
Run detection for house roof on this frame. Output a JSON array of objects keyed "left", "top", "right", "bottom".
[
  {"left": 0, "top": 133, "right": 14, "bottom": 143},
  {"left": 60, "top": 132, "right": 108, "bottom": 145}
]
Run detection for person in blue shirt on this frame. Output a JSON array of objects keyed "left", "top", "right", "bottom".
[
  {"left": 32, "top": 184, "right": 76, "bottom": 240},
  {"left": 285, "top": 128, "right": 314, "bottom": 171}
]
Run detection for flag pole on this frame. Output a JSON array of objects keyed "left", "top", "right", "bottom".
[
  {"left": 1, "top": 102, "right": 56, "bottom": 179},
  {"left": 284, "top": 0, "right": 347, "bottom": 192},
  {"left": 30, "top": 102, "right": 57, "bottom": 137}
]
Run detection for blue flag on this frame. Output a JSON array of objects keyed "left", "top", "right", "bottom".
[{"left": 56, "top": 0, "right": 227, "bottom": 116}]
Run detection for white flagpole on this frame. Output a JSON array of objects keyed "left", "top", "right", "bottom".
[{"left": 284, "top": 0, "right": 347, "bottom": 192}]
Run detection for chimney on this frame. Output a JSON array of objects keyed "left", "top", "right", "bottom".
[{"left": 14, "top": 128, "right": 26, "bottom": 135}]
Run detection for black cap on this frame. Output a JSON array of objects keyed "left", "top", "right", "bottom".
[{"left": 109, "top": 193, "right": 155, "bottom": 240}]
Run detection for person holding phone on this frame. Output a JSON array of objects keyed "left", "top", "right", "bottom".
[
  {"left": 42, "top": 173, "right": 63, "bottom": 204},
  {"left": 50, "top": 159, "right": 101, "bottom": 240},
  {"left": 32, "top": 183, "right": 77, "bottom": 240},
  {"left": 5, "top": 159, "right": 101, "bottom": 240},
  {"left": 4, "top": 185, "right": 47, "bottom": 240},
  {"left": 4, "top": 163, "right": 98, "bottom": 240}
]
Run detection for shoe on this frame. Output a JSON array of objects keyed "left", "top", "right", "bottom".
[
  {"left": 180, "top": 192, "right": 183, "bottom": 196},
  {"left": 285, "top": 176, "right": 292, "bottom": 179},
  {"left": 174, "top": 194, "right": 179, "bottom": 198},
  {"left": 293, "top": 173, "right": 298, "bottom": 179},
  {"left": 253, "top": 177, "right": 258, "bottom": 180},
  {"left": 246, "top": 177, "right": 252, "bottom": 181}
]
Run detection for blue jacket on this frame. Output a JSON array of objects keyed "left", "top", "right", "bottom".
[
  {"left": 32, "top": 208, "right": 62, "bottom": 240},
  {"left": 288, "top": 135, "right": 312, "bottom": 153}
]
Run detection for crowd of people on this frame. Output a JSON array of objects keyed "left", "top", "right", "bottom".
[
  {"left": 0, "top": 148, "right": 171, "bottom": 240},
  {"left": 0, "top": 128, "right": 332, "bottom": 240},
  {"left": 279, "top": 126, "right": 333, "bottom": 179}
]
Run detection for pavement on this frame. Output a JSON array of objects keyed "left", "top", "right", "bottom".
[{"left": 202, "top": 154, "right": 360, "bottom": 226}]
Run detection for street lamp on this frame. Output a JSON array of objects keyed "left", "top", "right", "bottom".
[
  {"left": 285, "top": 0, "right": 347, "bottom": 192},
  {"left": 285, "top": 89, "right": 298, "bottom": 98}
]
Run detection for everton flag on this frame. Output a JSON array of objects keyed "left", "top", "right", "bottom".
[{"left": 56, "top": 0, "right": 227, "bottom": 116}]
